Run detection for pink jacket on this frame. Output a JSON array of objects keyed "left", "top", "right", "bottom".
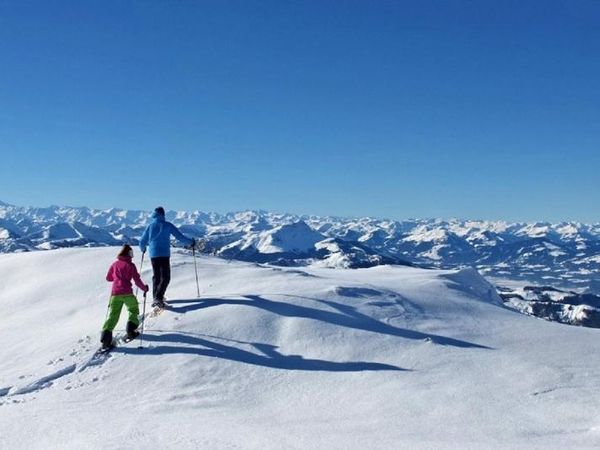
[{"left": 106, "top": 256, "right": 148, "bottom": 296}]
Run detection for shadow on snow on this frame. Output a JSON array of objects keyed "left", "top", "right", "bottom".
[
  {"left": 166, "top": 295, "right": 492, "bottom": 350},
  {"left": 117, "top": 332, "right": 405, "bottom": 372}
]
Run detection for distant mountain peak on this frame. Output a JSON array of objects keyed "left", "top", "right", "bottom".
[
  {"left": 0, "top": 201, "right": 598, "bottom": 291},
  {"left": 257, "top": 221, "right": 325, "bottom": 254}
]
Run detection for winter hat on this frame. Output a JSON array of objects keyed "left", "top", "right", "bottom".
[
  {"left": 154, "top": 206, "right": 165, "bottom": 216},
  {"left": 118, "top": 244, "right": 133, "bottom": 258}
]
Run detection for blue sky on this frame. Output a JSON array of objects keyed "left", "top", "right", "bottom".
[{"left": 0, "top": 1, "right": 598, "bottom": 222}]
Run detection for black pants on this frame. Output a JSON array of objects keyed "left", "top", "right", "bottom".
[{"left": 151, "top": 257, "right": 171, "bottom": 301}]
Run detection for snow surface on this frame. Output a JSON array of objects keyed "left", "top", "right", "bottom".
[
  {"left": 257, "top": 221, "right": 325, "bottom": 254},
  {"left": 1, "top": 248, "right": 600, "bottom": 449}
]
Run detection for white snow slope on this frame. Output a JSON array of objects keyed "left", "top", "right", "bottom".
[{"left": 1, "top": 248, "right": 599, "bottom": 449}]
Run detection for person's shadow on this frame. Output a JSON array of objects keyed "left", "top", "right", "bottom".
[
  {"left": 167, "top": 294, "right": 492, "bottom": 349},
  {"left": 117, "top": 331, "right": 406, "bottom": 372}
]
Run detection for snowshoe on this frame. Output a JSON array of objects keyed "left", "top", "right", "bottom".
[
  {"left": 152, "top": 299, "right": 166, "bottom": 308},
  {"left": 124, "top": 321, "right": 140, "bottom": 342},
  {"left": 99, "top": 343, "right": 115, "bottom": 353},
  {"left": 124, "top": 331, "right": 140, "bottom": 343}
]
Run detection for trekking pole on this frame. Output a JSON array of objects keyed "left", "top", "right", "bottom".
[
  {"left": 138, "top": 291, "right": 147, "bottom": 350},
  {"left": 193, "top": 243, "right": 200, "bottom": 298},
  {"left": 135, "top": 250, "right": 146, "bottom": 297}
]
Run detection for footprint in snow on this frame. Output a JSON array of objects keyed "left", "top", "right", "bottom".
[{"left": 49, "top": 357, "right": 65, "bottom": 365}]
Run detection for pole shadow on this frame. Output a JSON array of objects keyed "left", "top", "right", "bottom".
[{"left": 166, "top": 295, "right": 492, "bottom": 349}]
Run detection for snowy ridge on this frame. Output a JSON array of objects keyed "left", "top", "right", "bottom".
[
  {"left": 0, "top": 201, "right": 599, "bottom": 290},
  {"left": 1, "top": 247, "right": 600, "bottom": 448},
  {"left": 499, "top": 285, "right": 600, "bottom": 328}
]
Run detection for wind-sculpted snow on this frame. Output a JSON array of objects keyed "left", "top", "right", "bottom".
[
  {"left": 2, "top": 248, "right": 600, "bottom": 448},
  {"left": 0, "top": 201, "right": 598, "bottom": 291}
]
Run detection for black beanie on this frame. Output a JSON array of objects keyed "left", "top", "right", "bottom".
[{"left": 154, "top": 206, "right": 165, "bottom": 216}]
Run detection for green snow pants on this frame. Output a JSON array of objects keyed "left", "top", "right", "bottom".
[{"left": 102, "top": 294, "right": 140, "bottom": 331}]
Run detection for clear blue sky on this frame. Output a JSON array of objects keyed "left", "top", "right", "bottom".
[{"left": 1, "top": 1, "right": 598, "bottom": 222}]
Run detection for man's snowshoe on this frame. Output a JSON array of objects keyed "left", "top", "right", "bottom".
[{"left": 151, "top": 299, "right": 166, "bottom": 308}]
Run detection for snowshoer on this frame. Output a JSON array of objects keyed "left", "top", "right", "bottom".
[
  {"left": 101, "top": 244, "right": 149, "bottom": 350},
  {"left": 139, "top": 206, "right": 195, "bottom": 308}
]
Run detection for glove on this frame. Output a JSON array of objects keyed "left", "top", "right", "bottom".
[
  {"left": 143, "top": 284, "right": 149, "bottom": 293},
  {"left": 140, "top": 246, "right": 146, "bottom": 254},
  {"left": 190, "top": 238, "right": 196, "bottom": 249}
]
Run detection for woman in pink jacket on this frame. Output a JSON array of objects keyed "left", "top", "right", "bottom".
[{"left": 101, "top": 244, "right": 149, "bottom": 350}]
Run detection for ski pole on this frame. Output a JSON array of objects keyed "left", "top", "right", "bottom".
[
  {"left": 193, "top": 242, "right": 200, "bottom": 298},
  {"left": 135, "top": 250, "right": 146, "bottom": 297},
  {"left": 138, "top": 291, "right": 147, "bottom": 350}
]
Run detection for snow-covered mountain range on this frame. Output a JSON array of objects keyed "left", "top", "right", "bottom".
[
  {"left": 1, "top": 201, "right": 599, "bottom": 292},
  {"left": 499, "top": 285, "right": 600, "bottom": 328}
]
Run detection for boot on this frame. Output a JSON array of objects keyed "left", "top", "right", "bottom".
[
  {"left": 152, "top": 298, "right": 165, "bottom": 308},
  {"left": 100, "top": 330, "right": 113, "bottom": 350},
  {"left": 126, "top": 321, "right": 140, "bottom": 340}
]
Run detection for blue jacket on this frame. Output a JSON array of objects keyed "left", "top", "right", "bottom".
[{"left": 139, "top": 212, "right": 193, "bottom": 258}]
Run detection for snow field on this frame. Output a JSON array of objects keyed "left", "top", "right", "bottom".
[{"left": 1, "top": 247, "right": 599, "bottom": 449}]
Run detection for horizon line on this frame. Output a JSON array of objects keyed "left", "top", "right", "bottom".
[{"left": 1, "top": 199, "right": 599, "bottom": 226}]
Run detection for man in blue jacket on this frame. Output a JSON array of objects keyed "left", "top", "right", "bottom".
[{"left": 139, "top": 206, "right": 195, "bottom": 307}]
